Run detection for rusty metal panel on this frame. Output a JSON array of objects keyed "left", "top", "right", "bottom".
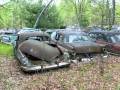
[{"left": 19, "top": 40, "right": 61, "bottom": 61}]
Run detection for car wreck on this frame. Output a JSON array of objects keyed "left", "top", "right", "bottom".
[
  {"left": 89, "top": 30, "right": 120, "bottom": 55},
  {"left": 14, "top": 32, "right": 70, "bottom": 72},
  {"left": 51, "top": 30, "right": 105, "bottom": 61},
  {"left": 0, "top": 32, "right": 17, "bottom": 45}
]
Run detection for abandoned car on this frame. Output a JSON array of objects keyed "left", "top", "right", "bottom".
[
  {"left": 89, "top": 30, "right": 120, "bottom": 54},
  {"left": 0, "top": 32, "right": 17, "bottom": 44},
  {"left": 51, "top": 30, "right": 105, "bottom": 60},
  {"left": 17, "top": 28, "right": 40, "bottom": 34},
  {"left": 14, "top": 31, "right": 70, "bottom": 72}
]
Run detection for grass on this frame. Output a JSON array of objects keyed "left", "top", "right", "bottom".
[{"left": 0, "top": 42, "right": 13, "bottom": 56}]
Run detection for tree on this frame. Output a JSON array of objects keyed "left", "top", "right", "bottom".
[
  {"left": 58, "top": 0, "right": 91, "bottom": 28},
  {"left": 34, "top": 0, "right": 54, "bottom": 28},
  {"left": 0, "top": 0, "right": 120, "bottom": 29},
  {"left": 0, "top": 0, "right": 63, "bottom": 29},
  {"left": 112, "top": 0, "right": 115, "bottom": 25}
]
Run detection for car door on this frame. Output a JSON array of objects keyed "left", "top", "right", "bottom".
[
  {"left": 54, "top": 33, "right": 70, "bottom": 49},
  {"left": 95, "top": 33, "right": 108, "bottom": 45},
  {"left": 56, "top": 33, "right": 64, "bottom": 45},
  {"left": 112, "top": 44, "right": 120, "bottom": 53},
  {"left": 89, "top": 33, "right": 97, "bottom": 42},
  {"left": 89, "top": 33, "right": 107, "bottom": 45},
  {"left": 103, "top": 36, "right": 114, "bottom": 52},
  {"left": 107, "top": 36, "right": 120, "bottom": 53}
]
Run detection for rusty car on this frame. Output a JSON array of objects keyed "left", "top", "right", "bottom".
[
  {"left": 51, "top": 30, "right": 105, "bottom": 61},
  {"left": 14, "top": 31, "right": 70, "bottom": 72},
  {"left": 89, "top": 30, "right": 120, "bottom": 55}
]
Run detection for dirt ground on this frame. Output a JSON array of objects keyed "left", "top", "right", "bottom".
[{"left": 0, "top": 55, "right": 120, "bottom": 90}]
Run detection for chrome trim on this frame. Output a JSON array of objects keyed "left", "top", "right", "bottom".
[{"left": 21, "top": 62, "right": 70, "bottom": 72}]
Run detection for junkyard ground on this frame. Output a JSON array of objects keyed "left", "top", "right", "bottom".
[{"left": 0, "top": 55, "right": 120, "bottom": 90}]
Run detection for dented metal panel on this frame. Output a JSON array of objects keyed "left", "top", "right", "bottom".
[{"left": 19, "top": 40, "right": 61, "bottom": 61}]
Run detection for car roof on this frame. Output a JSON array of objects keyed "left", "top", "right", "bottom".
[
  {"left": 89, "top": 30, "right": 120, "bottom": 35},
  {"left": 21, "top": 28, "right": 40, "bottom": 30},
  {"left": 45, "top": 29, "right": 65, "bottom": 32},
  {"left": 45, "top": 30, "right": 54, "bottom": 33}
]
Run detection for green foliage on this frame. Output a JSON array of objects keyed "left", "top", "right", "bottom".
[
  {"left": 0, "top": 3, "right": 13, "bottom": 28},
  {"left": 0, "top": 0, "right": 120, "bottom": 29},
  {"left": 58, "top": 0, "right": 92, "bottom": 27},
  {"left": 116, "top": 4, "right": 120, "bottom": 24},
  {"left": 58, "top": 0, "right": 76, "bottom": 26},
  {"left": 0, "top": 0, "right": 64, "bottom": 29},
  {"left": 37, "top": 5, "right": 63, "bottom": 29}
]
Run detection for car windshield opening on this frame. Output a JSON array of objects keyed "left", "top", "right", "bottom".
[
  {"left": 110, "top": 34, "right": 120, "bottom": 43},
  {"left": 64, "top": 34, "right": 90, "bottom": 43}
]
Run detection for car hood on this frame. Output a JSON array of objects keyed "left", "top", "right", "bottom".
[
  {"left": 114, "top": 42, "right": 120, "bottom": 45},
  {"left": 65, "top": 41, "right": 104, "bottom": 53},
  {"left": 113, "top": 43, "right": 120, "bottom": 49}
]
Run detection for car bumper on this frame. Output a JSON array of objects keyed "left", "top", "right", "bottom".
[{"left": 21, "top": 62, "right": 70, "bottom": 72}]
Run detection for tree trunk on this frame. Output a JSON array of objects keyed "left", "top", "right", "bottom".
[{"left": 112, "top": 0, "right": 115, "bottom": 25}]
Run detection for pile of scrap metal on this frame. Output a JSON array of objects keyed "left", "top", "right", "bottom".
[{"left": 14, "top": 30, "right": 105, "bottom": 72}]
